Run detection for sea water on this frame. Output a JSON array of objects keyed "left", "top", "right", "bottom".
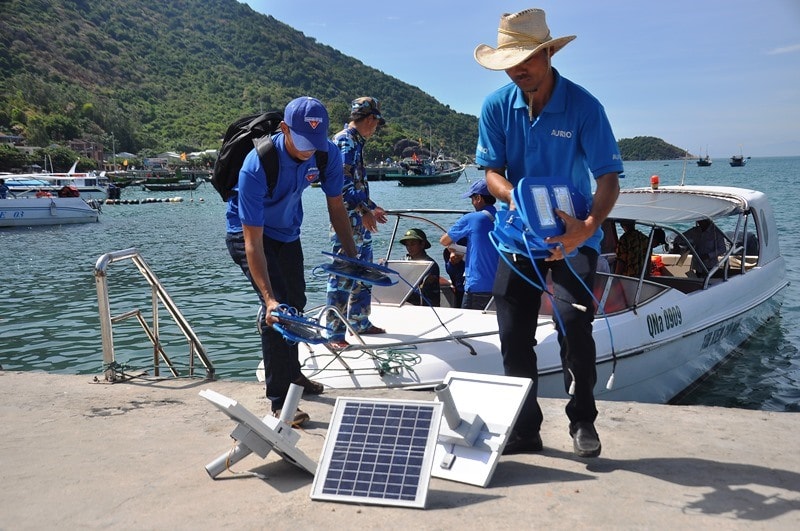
[{"left": 1, "top": 159, "right": 798, "bottom": 411}]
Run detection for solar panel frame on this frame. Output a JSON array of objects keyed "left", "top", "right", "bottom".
[
  {"left": 311, "top": 397, "right": 443, "bottom": 509},
  {"left": 199, "top": 389, "right": 316, "bottom": 475},
  {"left": 431, "top": 371, "right": 532, "bottom": 487}
]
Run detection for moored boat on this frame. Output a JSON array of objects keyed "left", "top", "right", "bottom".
[
  {"left": 394, "top": 165, "right": 465, "bottom": 186},
  {"left": 730, "top": 146, "right": 748, "bottom": 167},
  {"left": 729, "top": 155, "right": 746, "bottom": 167},
  {"left": 0, "top": 196, "right": 100, "bottom": 227},
  {"left": 259, "top": 185, "right": 787, "bottom": 405},
  {"left": 3, "top": 161, "right": 109, "bottom": 200},
  {"left": 697, "top": 146, "right": 712, "bottom": 166},
  {"left": 142, "top": 180, "right": 201, "bottom": 192},
  {"left": 389, "top": 156, "right": 466, "bottom": 186}
]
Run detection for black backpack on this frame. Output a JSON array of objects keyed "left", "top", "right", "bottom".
[{"left": 211, "top": 111, "right": 328, "bottom": 201}]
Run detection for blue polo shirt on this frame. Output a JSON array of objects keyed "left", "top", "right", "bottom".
[
  {"left": 447, "top": 205, "right": 499, "bottom": 293},
  {"left": 475, "top": 68, "right": 623, "bottom": 252},
  {"left": 225, "top": 133, "right": 345, "bottom": 242}
]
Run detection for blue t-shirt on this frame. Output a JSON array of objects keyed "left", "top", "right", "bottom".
[
  {"left": 225, "top": 133, "right": 345, "bottom": 241},
  {"left": 447, "top": 205, "right": 499, "bottom": 293},
  {"left": 475, "top": 68, "right": 623, "bottom": 252}
]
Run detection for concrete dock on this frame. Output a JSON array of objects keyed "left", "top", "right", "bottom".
[{"left": 1, "top": 370, "right": 798, "bottom": 530}]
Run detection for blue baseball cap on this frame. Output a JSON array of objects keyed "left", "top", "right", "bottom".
[
  {"left": 461, "top": 178, "right": 489, "bottom": 198},
  {"left": 284, "top": 96, "right": 329, "bottom": 152}
]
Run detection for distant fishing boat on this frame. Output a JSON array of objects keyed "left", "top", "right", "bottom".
[
  {"left": 697, "top": 147, "right": 712, "bottom": 167},
  {"left": 730, "top": 146, "right": 748, "bottom": 167},
  {"left": 389, "top": 155, "right": 465, "bottom": 186}
]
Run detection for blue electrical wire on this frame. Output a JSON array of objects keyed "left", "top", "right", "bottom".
[{"left": 489, "top": 211, "right": 618, "bottom": 390}]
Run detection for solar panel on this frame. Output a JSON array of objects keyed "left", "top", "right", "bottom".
[
  {"left": 317, "top": 252, "right": 399, "bottom": 286},
  {"left": 311, "top": 397, "right": 443, "bottom": 509},
  {"left": 431, "top": 371, "right": 532, "bottom": 487}
]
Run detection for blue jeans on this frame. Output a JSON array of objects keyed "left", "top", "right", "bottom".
[
  {"left": 226, "top": 232, "right": 306, "bottom": 411},
  {"left": 493, "top": 247, "right": 598, "bottom": 437}
]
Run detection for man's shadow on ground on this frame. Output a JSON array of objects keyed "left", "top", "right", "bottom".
[{"left": 495, "top": 448, "right": 800, "bottom": 521}]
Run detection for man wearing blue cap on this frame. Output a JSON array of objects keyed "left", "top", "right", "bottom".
[
  {"left": 225, "top": 96, "right": 357, "bottom": 426},
  {"left": 440, "top": 179, "right": 499, "bottom": 310}
]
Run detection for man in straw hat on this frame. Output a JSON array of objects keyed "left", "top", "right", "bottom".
[{"left": 474, "top": 8, "right": 623, "bottom": 457}]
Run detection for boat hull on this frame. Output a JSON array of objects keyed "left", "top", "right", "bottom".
[
  {"left": 275, "top": 268, "right": 786, "bottom": 404},
  {"left": 0, "top": 197, "right": 100, "bottom": 227},
  {"left": 142, "top": 181, "right": 201, "bottom": 191},
  {"left": 393, "top": 167, "right": 464, "bottom": 186}
]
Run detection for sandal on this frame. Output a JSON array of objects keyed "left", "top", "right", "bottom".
[
  {"left": 293, "top": 374, "right": 324, "bottom": 395},
  {"left": 359, "top": 325, "right": 386, "bottom": 335},
  {"left": 327, "top": 339, "right": 350, "bottom": 350},
  {"left": 272, "top": 408, "right": 310, "bottom": 427}
]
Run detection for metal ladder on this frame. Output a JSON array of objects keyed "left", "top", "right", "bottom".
[{"left": 94, "top": 248, "right": 215, "bottom": 381}]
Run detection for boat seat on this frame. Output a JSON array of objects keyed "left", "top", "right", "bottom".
[
  {"left": 644, "top": 275, "right": 705, "bottom": 294},
  {"left": 728, "top": 255, "right": 758, "bottom": 271}
]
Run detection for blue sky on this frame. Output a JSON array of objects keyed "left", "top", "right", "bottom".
[{"left": 244, "top": 1, "right": 800, "bottom": 157}]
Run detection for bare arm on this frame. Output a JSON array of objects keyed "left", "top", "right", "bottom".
[
  {"left": 485, "top": 167, "right": 514, "bottom": 207},
  {"left": 327, "top": 194, "right": 358, "bottom": 258},
  {"left": 545, "top": 172, "right": 620, "bottom": 260},
  {"left": 242, "top": 224, "right": 281, "bottom": 325}
]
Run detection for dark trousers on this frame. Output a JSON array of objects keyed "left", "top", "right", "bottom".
[
  {"left": 493, "top": 247, "right": 599, "bottom": 437},
  {"left": 462, "top": 291, "right": 493, "bottom": 311},
  {"left": 226, "top": 232, "right": 306, "bottom": 411}
]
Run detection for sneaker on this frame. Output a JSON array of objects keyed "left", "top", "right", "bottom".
[
  {"left": 570, "top": 421, "right": 602, "bottom": 458},
  {"left": 272, "top": 408, "right": 310, "bottom": 428},
  {"left": 502, "top": 430, "right": 543, "bottom": 455},
  {"left": 293, "top": 374, "right": 324, "bottom": 395}
]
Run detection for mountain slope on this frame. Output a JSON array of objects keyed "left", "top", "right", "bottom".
[{"left": 0, "top": 0, "right": 477, "bottom": 159}]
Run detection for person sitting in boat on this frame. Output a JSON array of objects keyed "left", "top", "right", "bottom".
[
  {"left": 35, "top": 189, "right": 53, "bottom": 198},
  {"left": 399, "top": 228, "right": 441, "bottom": 306},
  {"left": 57, "top": 185, "right": 80, "bottom": 198},
  {"left": 614, "top": 219, "right": 649, "bottom": 277},
  {"left": 648, "top": 228, "right": 672, "bottom": 277},
  {"left": 0, "top": 178, "right": 12, "bottom": 199},
  {"left": 673, "top": 219, "right": 728, "bottom": 276}
]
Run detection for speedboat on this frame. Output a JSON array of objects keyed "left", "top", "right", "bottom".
[
  {"left": 0, "top": 196, "right": 100, "bottom": 227},
  {"left": 258, "top": 186, "right": 787, "bottom": 404},
  {"left": 3, "top": 161, "right": 109, "bottom": 200}
]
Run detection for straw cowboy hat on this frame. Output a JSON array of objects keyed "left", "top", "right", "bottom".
[{"left": 474, "top": 8, "right": 576, "bottom": 71}]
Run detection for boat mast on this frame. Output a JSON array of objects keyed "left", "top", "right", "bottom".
[{"left": 680, "top": 150, "right": 688, "bottom": 186}]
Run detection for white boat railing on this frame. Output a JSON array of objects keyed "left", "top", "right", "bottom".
[{"left": 94, "top": 248, "right": 214, "bottom": 382}]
